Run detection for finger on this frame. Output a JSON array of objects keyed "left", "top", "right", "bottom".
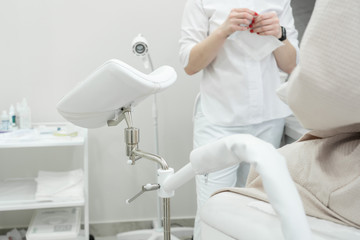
[
  {"left": 254, "top": 12, "right": 278, "bottom": 24},
  {"left": 256, "top": 29, "right": 278, "bottom": 36},
  {"left": 232, "top": 8, "right": 258, "bottom": 17},
  {"left": 250, "top": 27, "right": 275, "bottom": 34},
  {"left": 228, "top": 21, "right": 251, "bottom": 32},
  {"left": 232, "top": 21, "right": 251, "bottom": 30},
  {"left": 250, "top": 25, "right": 275, "bottom": 34},
  {"left": 230, "top": 11, "right": 255, "bottom": 22},
  {"left": 238, "top": 26, "right": 250, "bottom": 31},
  {"left": 252, "top": 18, "right": 278, "bottom": 29},
  {"left": 229, "top": 13, "right": 255, "bottom": 27},
  {"left": 228, "top": 17, "right": 252, "bottom": 28},
  {"left": 258, "top": 11, "right": 277, "bottom": 19}
]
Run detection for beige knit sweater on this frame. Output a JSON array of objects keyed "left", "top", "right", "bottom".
[{"left": 217, "top": 123, "right": 360, "bottom": 229}]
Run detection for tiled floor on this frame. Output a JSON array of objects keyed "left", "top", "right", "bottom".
[
  {"left": 90, "top": 219, "right": 194, "bottom": 240},
  {"left": 96, "top": 236, "right": 117, "bottom": 240},
  {"left": 95, "top": 235, "right": 193, "bottom": 240},
  {"left": 94, "top": 227, "right": 194, "bottom": 240},
  {"left": 93, "top": 226, "right": 194, "bottom": 240}
]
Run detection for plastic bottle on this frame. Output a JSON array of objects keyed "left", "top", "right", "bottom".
[
  {"left": 8, "top": 104, "right": 17, "bottom": 130},
  {"left": 16, "top": 102, "right": 22, "bottom": 128},
  {"left": 1, "top": 110, "right": 9, "bottom": 131},
  {"left": 19, "top": 98, "right": 32, "bottom": 129}
]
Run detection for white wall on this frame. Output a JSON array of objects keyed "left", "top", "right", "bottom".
[
  {"left": 0, "top": 0, "right": 200, "bottom": 225},
  {"left": 0, "top": 0, "right": 316, "bottom": 228}
]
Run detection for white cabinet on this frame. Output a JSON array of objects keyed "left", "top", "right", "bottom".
[{"left": 0, "top": 123, "right": 89, "bottom": 240}]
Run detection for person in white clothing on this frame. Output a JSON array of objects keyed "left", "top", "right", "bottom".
[{"left": 178, "top": 0, "right": 299, "bottom": 239}]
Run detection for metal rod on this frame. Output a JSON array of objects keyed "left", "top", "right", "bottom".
[
  {"left": 129, "top": 149, "right": 171, "bottom": 239},
  {"left": 123, "top": 113, "right": 171, "bottom": 239},
  {"left": 124, "top": 110, "right": 133, "bottom": 128},
  {"left": 132, "top": 149, "right": 169, "bottom": 170},
  {"left": 163, "top": 198, "right": 171, "bottom": 240}
]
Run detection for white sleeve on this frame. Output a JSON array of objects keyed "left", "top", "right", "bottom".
[
  {"left": 279, "top": 0, "right": 300, "bottom": 63},
  {"left": 178, "top": 0, "right": 209, "bottom": 68}
]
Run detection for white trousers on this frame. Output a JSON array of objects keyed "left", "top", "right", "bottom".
[{"left": 193, "top": 97, "right": 286, "bottom": 240}]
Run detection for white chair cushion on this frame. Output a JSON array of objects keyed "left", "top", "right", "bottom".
[
  {"left": 201, "top": 192, "right": 360, "bottom": 240},
  {"left": 57, "top": 59, "right": 176, "bottom": 128}
]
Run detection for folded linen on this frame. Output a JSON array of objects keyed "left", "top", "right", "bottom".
[{"left": 35, "top": 169, "right": 84, "bottom": 202}]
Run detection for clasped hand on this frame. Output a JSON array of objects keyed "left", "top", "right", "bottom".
[{"left": 220, "top": 8, "right": 282, "bottom": 39}]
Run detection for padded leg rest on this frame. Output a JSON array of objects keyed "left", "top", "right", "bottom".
[{"left": 201, "top": 192, "right": 360, "bottom": 240}]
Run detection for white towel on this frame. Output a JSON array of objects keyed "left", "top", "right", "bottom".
[
  {"left": 228, "top": 30, "right": 284, "bottom": 61},
  {"left": 35, "top": 169, "right": 84, "bottom": 202}
]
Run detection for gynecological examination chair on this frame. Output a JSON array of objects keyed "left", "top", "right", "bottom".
[
  {"left": 56, "top": 59, "right": 310, "bottom": 240},
  {"left": 56, "top": 58, "right": 311, "bottom": 239},
  {"left": 56, "top": 1, "right": 359, "bottom": 240}
]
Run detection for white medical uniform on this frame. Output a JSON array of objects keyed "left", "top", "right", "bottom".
[{"left": 179, "top": 0, "right": 299, "bottom": 239}]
